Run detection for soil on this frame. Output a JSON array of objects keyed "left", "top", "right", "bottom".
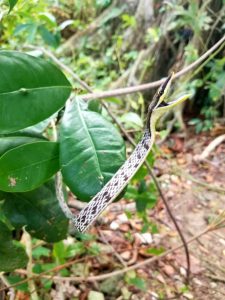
[
  {"left": 61, "top": 130, "right": 225, "bottom": 300},
  {"left": 97, "top": 130, "right": 225, "bottom": 300}
]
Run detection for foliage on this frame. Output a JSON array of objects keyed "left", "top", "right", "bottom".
[
  {"left": 0, "top": 221, "right": 28, "bottom": 272},
  {"left": 0, "top": 51, "right": 71, "bottom": 133},
  {"left": 0, "top": 50, "right": 126, "bottom": 272},
  {"left": 0, "top": 0, "right": 224, "bottom": 297},
  {"left": 187, "top": 57, "right": 225, "bottom": 133},
  {"left": 8, "top": 0, "right": 18, "bottom": 12},
  {"left": 1, "top": 181, "right": 68, "bottom": 242},
  {"left": 60, "top": 97, "right": 126, "bottom": 201}
]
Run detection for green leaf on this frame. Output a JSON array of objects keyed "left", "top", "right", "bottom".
[
  {"left": 8, "top": 0, "right": 18, "bottom": 12},
  {"left": 120, "top": 112, "right": 143, "bottom": 130},
  {"left": 128, "top": 277, "right": 146, "bottom": 291},
  {"left": 0, "top": 136, "right": 43, "bottom": 157},
  {"left": 124, "top": 183, "right": 157, "bottom": 213},
  {"left": 88, "top": 99, "right": 102, "bottom": 113},
  {"left": 38, "top": 25, "right": 59, "bottom": 48},
  {"left": 60, "top": 98, "right": 126, "bottom": 201},
  {"left": 101, "top": 6, "right": 125, "bottom": 25},
  {"left": 146, "top": 247, "right": 165, "bottom": 256},
  {"left": 7, "top": 275, "right": 28, "bottom": 291},
  {"left": 0, "top": 51, "right": 71, "bottom": 134},
  {"left": 0, "top": 221, "right": 28, "bottom": 272},
  {"left": 1, "top": 181, "right": 68, "bottom": 242},
  {"left": 8, "top": 116, "right": 56, "bottom": 138},
  {"left": 32, "top": 246, "right": 51, "bottom": 259},
  {"left": 0, "top": 141, "right": 59, "bottom": 192},
  {"left": 53, "top": 241, "right": 85, "bottom": 261}
]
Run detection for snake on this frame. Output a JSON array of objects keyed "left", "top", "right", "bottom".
[{"left": 56, "top": 73, "right": 190, "bottom": 233}]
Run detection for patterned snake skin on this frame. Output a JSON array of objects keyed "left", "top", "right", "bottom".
[
  {"left": 56, "top": 75, "right": 177, "bottom": 232},
  {"left": 61, "top": 128, "right": 154, "bottom": 232},
  {"left": 73, "top": 130, "right": 153, "bottom": 232}
]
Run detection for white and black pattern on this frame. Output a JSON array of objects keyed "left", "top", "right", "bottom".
[
  {"left": 56, "top": 74, "right": 179, "bottom": 232},
  {"left": 72, "top": 129, "right": 153, "bottom": 232}
]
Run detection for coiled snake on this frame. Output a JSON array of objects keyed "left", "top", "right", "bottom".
[{"left": 56, "top": 73, "right": 190, "bottom": 232}]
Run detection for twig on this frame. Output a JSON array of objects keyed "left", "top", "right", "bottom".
[
  {"left": 145, "top": 162, "right": 190, "bottom": 284},
  {"left": 175, "top": 169, "right": 225, "bottom": 194},
  {"left": 79, "top": 35, "right": 225, "bottom": 100},
  {"left": 23, "top": 230, "right": 39, "bottom": 300},
  {"left": 26, "top": 45, "right": 92, "bottom": 93},
  {"left": 98, "top": 230, "right": 127, "bottom": 267},
  {"left": 0, "top": 273, "right": 15, "bottom": 300},
  {"left": 206, "top": 6, "right": 225, "bottom": 46},
  {"left": 2, "top": 210, "right": 225, "bottom": 292},
  {"left": 1, "top": 226, "right": 211, "bottom": 291},
  {"left": 206, "top": 273, "right": 225, "bottom": 284},
  {"left": 194, "top": 134, "right": 225, "bottom": 162},
  {"left": 3, "top": 256, "right": 94, "bottom": 292},
  {"left": 97, "top": 114, "right": 190, "bottom": 282},
  {"left": 25, "top": 35, "right": 225, "bottom": 101}
]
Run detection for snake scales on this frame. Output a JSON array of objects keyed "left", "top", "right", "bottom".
[{"left": 56, "top": 74, "right": 190, "bottom": 232}]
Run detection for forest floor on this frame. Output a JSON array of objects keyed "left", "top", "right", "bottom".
[{"left": 58, "top": 128, "right": 225, "bottom": 300}]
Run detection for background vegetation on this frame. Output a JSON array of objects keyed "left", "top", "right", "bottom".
[{"left": 0, "top": 0, "right": 224, "bottom": 299}]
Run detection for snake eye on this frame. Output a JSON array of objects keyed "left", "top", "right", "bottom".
[
  {"left": 157, "top": 100, "right": 168, "bottom": 108},
  {"left": 158, "top": 90, "right": 163, "bottom": 96}
]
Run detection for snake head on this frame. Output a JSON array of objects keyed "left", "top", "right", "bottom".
[{"left": 153, "top": 73, "right": 191, "bottom": 115}]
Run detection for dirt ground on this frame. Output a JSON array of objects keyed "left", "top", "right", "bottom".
[
  {"left": 88, "top": 130, "right": 225, "bottom": 300},
  {"left": 49, "top": 129, "right": 225, "bottom": 300},
  {"left": 154, "top": 130, "right": 225, "bottom": 299}
]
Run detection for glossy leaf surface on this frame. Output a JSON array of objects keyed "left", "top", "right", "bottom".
[
  {"left": 0, "top": 136, "right": 43, "bottom": 157},
  {"left": 0, "top": 51, "right": 71, "bottom": 134},
  {"left": 0, "top": 221, "right": 28, "bottom": 272},
  {"left": 0, "top": 141, "right": 59, "bottom": 192},
  {"left": 8, "top": 0, "right": 18, "bottom": 12},
  {"left": 1, "top": 181, "right": 68, "bottom": 242},
  {"left": 60, "top": 98, "right": 126, "bottom": 201}
]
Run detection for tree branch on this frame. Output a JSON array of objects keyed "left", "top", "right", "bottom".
[
  {"left": 1, "top": 213, "right": 225, "bottom": 292},
  {"left": 80, "top": 35, "right": 225, "bottom": 100},
  {"left": 1, "top": 225, "right": 211, "bottom": 291},
  {"left": 23, "top": 230, "right": 39, "bottom": 300}
]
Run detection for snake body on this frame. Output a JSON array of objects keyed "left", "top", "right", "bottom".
[
  {"left": 57, "top": 74, "right": 190, "bottom": 232},
  {"left": 73, "top": 129, "right": 152, "bottom": 232}
]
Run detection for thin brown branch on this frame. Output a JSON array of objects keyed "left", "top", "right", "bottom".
[
  {"left": 0, "top": 273, "right": 15, "bottom": 300},
  {"left": 2, "top": 214, "right": 225, "bottom": 293},
  {"left": 80, "top": 35, "right": 225, "bottom": 100},
  {"left": 194, "top": 134, "right": 225, "bottom": 162},
  {"left": 0, "top": 256, "right": 93, "bottom": 293},
  {"left": 98, "top": 230, "right": 127, "bottom": 267},
  {"left": 23, "top": 230, "right": 39, "bottom": 300},
  {"left": 104, "top": 115, "right": 190, "bottom": 282},
  {"left": 25, "top": 45, "right": 92, "bottom": 93},
  {"left": 145, "top": 162, "right": 190, "bottom": 284},
  {"left": 206, "top": 273, "right": 225, "bottom": 284},
  {"left": 1, "top": 226, "right": 210, "bottom": 292}
]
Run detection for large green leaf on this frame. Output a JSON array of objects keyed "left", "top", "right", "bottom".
[
  {"left": 0, "top": 141, "right": 59, "bottom": 192},
  {"left": 0, "top": 136, "right": 43, "bottom": 157},
  {"left": 60, "top": 98, "right": 126, "bottom": 201},
  {"left": 0, "top": 51, "right": 71, "bottom": 134},
  {"left": 1, "top": 181, "right": 68, "bottom": 242},
  {"left": 0, "top": 221, "right": 28, "bottom": 272}
]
